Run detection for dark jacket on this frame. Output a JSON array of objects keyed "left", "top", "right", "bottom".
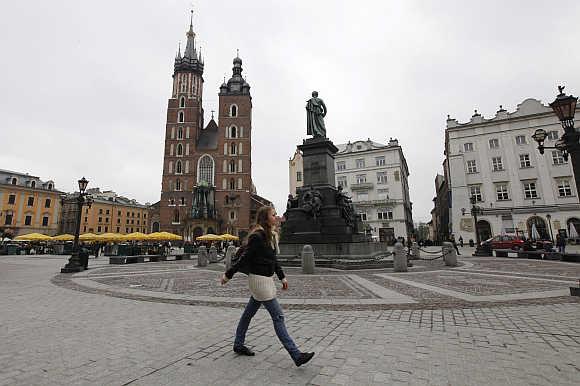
[{"left": 225, "top": 229, "right": 285, "bottom": 280}]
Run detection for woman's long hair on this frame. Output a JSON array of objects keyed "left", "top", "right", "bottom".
[{"left": 255, "top": 206, "right": 274, "bottom": 246}]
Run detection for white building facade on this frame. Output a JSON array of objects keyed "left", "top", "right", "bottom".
[
  {"left": 289, "top": 138, "right": 413, "bottom": 243},
  {"left": 446, "top": 98, "right": 580, "bottom": 243}
]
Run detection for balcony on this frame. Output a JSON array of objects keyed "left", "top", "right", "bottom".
[
  {"left": 354, "top": 198, "right": 397, "bottom": 207},
  {"left": 350, "top": 182, "right": 374, "bottom": 191}
]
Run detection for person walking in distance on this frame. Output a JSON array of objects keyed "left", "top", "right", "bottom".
[
  {"left": 221, "top": 206, "right": 315, "bottom": 367},
  {"left": 450, "top": 234, "right": 461, "bottom": 255}
]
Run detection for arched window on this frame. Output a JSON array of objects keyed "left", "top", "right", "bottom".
[
  {"left": 179, "top": 97, "right": 186, "bottom": 108},
  {"left": 178, "top": 111, "right": 184, "bottom": 123},
  {"left": 230, "top": 143, "right": 237, "bottom": 155},
  {"left": 177, "top": 144, "right": 183, "bottom": 156},
  {"left": 173, "top": 209, "right": 180, "bottom": 223},
  {"left": 198, "top": 155, "right": 214, "bottom": 186},
  {"left": 176, "top": 161, "right": 182, "bottom": 174},
  {"left": 152, "top": 222, "right": 160, "bottom": 232},
  {"left": 230, "top": 104, "right": 238, "bottom": 117},
  {"left": 11, "top": 178, "right": 17, "bottom": 185},
  {"left": 177, "top": 127, "right": 183, "bottom": 139},
  {"left": 230, "top": 126, "right": 237, "bottom": 138},
  {"left": 31, "top": 181, "right": 36, "bottom": 188},
  {"left": 229, "top": 178, "right": 236, "bottom": 190},
  {"left": 175, "top": 179, "right": 181, "bottom": 191},
  {"left": 229, "top": 160, "right": 236, "bottom": 173},
  {"left": 48, "top": 183, "right": 52, "bottom": 190}
]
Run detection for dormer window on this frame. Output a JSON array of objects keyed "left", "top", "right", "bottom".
[
  {"left": 179, "top": 97, "right": 186, "bottom": 108},
  {"left": 31, "top": 181, "right": 36, "bottom": 189},
  {"left": 230, "top": 104, "right": 238, "bottom": 117},
  {"left": 11, "top": 178, "right": 17, "bottom": 185},
  {"left": 48, "top": 183, "right": 52, "bottom": 190}
]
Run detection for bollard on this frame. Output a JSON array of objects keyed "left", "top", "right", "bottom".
[
  {"left": 197, "top": 246, "right": 208, "bottom": 267},
  {"left": 225, "top": 245, "right": 236, "bottom": 270},
  {"left": 208, "top": 245, "right": 218, "bottom": 263},
  {"left": 442, "top": 242, "right": 457, "bottom": 267},
  {"left": 393, "top": 242, "right": 408, "bottom": 272},
  {"left": 411, "top": 241, "right": 420, "bottom": 260},
  {"left": 301, "top": 245, "right": 315, "bottom": 274}
]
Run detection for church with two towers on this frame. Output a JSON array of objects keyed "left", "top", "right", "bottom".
[{"left": 156, "top": 16, "right": 271, "bottom": 241}]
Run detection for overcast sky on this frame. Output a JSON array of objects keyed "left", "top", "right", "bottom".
[{"left": 1, "top": 0, "right": 579, "bottom": 222}]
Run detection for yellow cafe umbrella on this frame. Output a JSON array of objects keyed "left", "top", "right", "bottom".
[
  {"left": 79, "top": 233, "right": 99, "bottom": 242},
  {"left": 52, "top": 234, "right": 75, "bottom": 241},
  {"left": 169, "top": 232, "right": 183, "bottom": 241},
  {"left": 14, "top": 233, "right": 52, "bottom": 241},
  {"left": 147, "top": 231, "right": 182, "bottom": 241},
  {"left": 124, "top": 232, "right": 148, "bottom": 241},
  {"left": 196, "top": 233, "right": 223, "bottom": 242},
  {"left": 220, "top": 233, "right": 239, "bottom": 241},
  {"left": 96, "top": 233, "right": 123, "bottom": 243}
]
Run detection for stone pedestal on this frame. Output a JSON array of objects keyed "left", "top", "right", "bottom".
[
  {"left": 208, "top": 245, "right": 217, "bottom": 263},
  {"left": 301, "top": 245, "right": 315, "bottom": 274},
  {"left": 411, "top": 242, "right": 420, "bottom": 260},
  {"left": 393, "top": 242, "right": 408, "bottom": 272},
  {"left": 443, "top": 242, "right": 458, "bottom": 266},
  {"left": 197, "top": 246, "right": 208, "bottom": 267},
  {"left": 299, "top": 137, "right": 338, "bottom": 187},
  {"left": 225, "top": 246, "right": 236, "bottom": 270}
]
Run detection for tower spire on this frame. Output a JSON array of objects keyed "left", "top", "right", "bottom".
[{"left": 184, "top": 9, "right": 196, "bottom": 59}]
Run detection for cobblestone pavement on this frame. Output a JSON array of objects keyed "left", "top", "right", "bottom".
[{"left": 0, "top": 254, "right": 579, "bottom": 385}]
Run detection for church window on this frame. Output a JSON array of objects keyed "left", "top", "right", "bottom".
[
  {"left": 175, "top": 179, "right": 181, "bottom": 191},
  {"left": 230, "top": 143, "right": 237, "bottom": 155},
  {"left": 176, "top": 161, "right": 182, "bottom": 174},
  {"left": 177, "top": 144, "right": 183, "bottom": 156},
  {"left": 180, "top": 97, "right": 186, "bottom": 108},
  {"left": 177, "top": 127, "right": 183, "bottom": 139},
  {"left": 237, "top": 178, "right": 243, "bottom": 190},
  {"left": 178, "top": 111, "right": 184, "bottom": 123},
  {"left": 230, "top": 126, "right": 237, "bottom": 138},
  {"left": 198, "top": 155, "right": 214, "bottom": 186},
  {"left": 230, "top": 104, "right": 238, "bottom": 117},
  {"left": 229, "top": 160, "right": 236, "bottom": 173},
  {"left": 229, "top": 178, "right": 236, "bottom": 190},
  {"left": 173, "top": 209, "right": 180, "bottom": 223},
  {"left": 230, "top": 210, "right": 236, "bottom": 220}
]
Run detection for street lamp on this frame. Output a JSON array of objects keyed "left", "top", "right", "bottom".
[
  {"left": 469, "top": 196, "right": 483, "bottom": 245},
  {"left": 61, "top": 177, "right": 93, "bottom": 273},
  {"left": 532, "top": 86, "right": 579, "bottom": 195}
]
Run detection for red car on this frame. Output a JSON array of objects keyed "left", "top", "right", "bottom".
[{"left": 482, "top": 235, "right": 525, "bottom": 250}]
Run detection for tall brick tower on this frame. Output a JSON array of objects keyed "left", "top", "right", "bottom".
[
  {"left": 159, "top": 14, "right": 208, "bottom": 236},
  {"left": 215, "top": 53, "right": 254, "bottom": 238}
]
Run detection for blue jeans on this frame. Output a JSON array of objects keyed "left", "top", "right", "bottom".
[{"left": 234, "top": 296, "right": 301, "bottom": 361}]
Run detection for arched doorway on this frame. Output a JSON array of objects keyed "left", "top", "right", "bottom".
[
  {"left": 193, "top": 226, "right": 203, "bottom": 240},
  {"left": 152, "top": 222, "right": 160, "bottom": 232},
  {"left": 527, "top": 216, "right": 548, "bottom": 239},
  {"left": 566, "top": 217, "right": 580, "bottom": 237},
  {"left": 476, "top": 220, "right": 492, "bottom": 241}
]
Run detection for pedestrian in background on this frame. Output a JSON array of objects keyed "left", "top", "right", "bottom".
[
  {"left": 221, "top": 206, "right": 315, "bottom": 367},
  {"left": 556, "top": 233, "right": 566, "bottom": 254}
]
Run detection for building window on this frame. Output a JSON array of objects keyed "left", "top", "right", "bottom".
[
  {"left": 169, "top": 198, "right": 175, "bottom": 206},
  {"left": 11, "top": 178, "right": 17, "bottom": 185},
  {"left": 98, "top": 217, "right": 102, "bottom": 223},
  {"left": 546, "top": 131, "right": 559, "bottom": 140},
  {"left": 230, "top": 210, "right": 236, "bottom": 220},
  {"left": 336, "top": 161, "right": 346, "bottom": 171},
  {"left": 375, "top": 156, "right": 385, "bottom": 166},
  {"left": 552, "top": 150, "right": 566, "bottom": 165},
  {"left": 515, "top": 135, "right": 526, "bottom": 145},
  {"left": 230, "top": 104, "right": 238, "bottom": 117},
  {"left": 85, "top": 217, "right": 88, "bottom": 223},
  {"left": 496, "top": 184, "right": 509, "bottom": 201},
  {"left": 377, "top": 208, "right": 393, "bottom": 220},
  {"left": 175, "top": 179, "right": 181, "bottom": 191},
  {"left": 492, "top": 156, "right": 504, "bottom": 171},
  {"left": 31, "top": 181, "right": 36, "bottom": 189},
  {"left": 377, "top": 172, "right": 387, "bottom": 184},
  {"left": 464, "top": 143, "right": 474, "bottom": 152},
  {"left": 173, "top": 210, "right": 180, "bottom": 223},
  {"left": 230, "top": 126, "right": 237, "bottom": 138},
  {"left": 377, "top": 188, "right": 389, "bottom": 199},
  {"left": 230, "top": 143, "right": 237, "bottom": 155},
  {"left": 489, "top": 138, "right": 499, "bottom": 149},
  {"left": 116, "top": 227, "right": 120, "bottom": 233},
  {"left": 27, "top": 197, "right": 34, "bottom": 206},
  {"left": 8, "top": 194, "right": 15, "bottom": 204},
  {"left": 356, "top": 159, "right": 365, "bottom": 168},
  {"left": 357, "top": 191, "right": 369, "bottom": 201},
  {"left": 357, "top": 212, "right": 368, "bottom": 221},
  {"left": 176, "top": 161, "right": 182, "bottom": 174},
  {"left": 118, "top": 210, "right": 121, "bottom": 216},
  {"left": 105, "top": 226, "right": 108, "bottom": 232},
  {"left": 523, "top": 182, "right": 538, "bottom": 199},
  {"left": 557, "top": 180, "right": 573, "bottom": 197},
  {"left": 469, "top": 185, "right": 483, "bottom": 202},
  {"left": 97, "top": 226, "right": 101, "bottom": 232},
  {"left": 117, "top": 218, "right": 120, "bottom": 224},
  {"left": 106, "top": 209, "right": 109, "bottom": 215},
  {"left": 179, "top": 96, "right": 185, "bottom": 108},
  {"left": 229, "top": 178, "right": 236, "bottom": 190},
  {"left": 25, "top": 215, "right": 32, "bottom": 226},
  {"left": 178, "top": 111, "right": 184, "bottom": 123},
  {"left": 180, "top": 197, "right": 185, "bottom": 205},
  {"left": 466, "top": 160, "right": 477, "bottom": 173},
  {"left": 48, "top": 183, "right": 52, "bottom": 190},
  {"left": 4, "top": 214, "right": 12, "bottom": 225},
  {"left": 198, "top": 155, "right": 214, "bottom": 186},
  {"left": 296, "top": 171, "right": 302, "bottom": 182},
  {"left": 229, "top": 160, "right": 236, "bottom": 173},
  {"left": 42, "top": 216, "right": 49, "bottom": 226},
  {"left": 519, "top": 154, "right": 531, "bottom": 168},
  {"left": 105, "top": 218, "right": 109, "bottom": 223},
  {"left": 177, "top": 127, "right": 183, "bottom": 139},
  {"left": 177, "top": 143, "right": 183, "bottom": 156},
  {"left": 337, "top": 176, "right": 347, "bottom": 188},
  {"left": 356, "top": 174, "right": 367, "bottom": 184}
]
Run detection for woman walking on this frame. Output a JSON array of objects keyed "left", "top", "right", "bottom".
[{"left": 221, "top": 206, "right": 315, "bottom": 367}]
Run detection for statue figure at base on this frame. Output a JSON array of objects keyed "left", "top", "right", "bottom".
[
  {"left": 336, "top": 186, "right": 355, "bottom": 226},
  {"left": 306, "top": 91, "right": 327, "bottom": 138}
]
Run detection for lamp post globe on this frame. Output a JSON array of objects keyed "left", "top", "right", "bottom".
[
  {"left": 78, "top": 177, "right": 89, "bottom": 193},
  {"left": 550, "top": 86, "right": 577, "bottom": 131}
]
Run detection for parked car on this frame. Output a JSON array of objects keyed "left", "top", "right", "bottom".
[{"left": 481, "top": 235, "right": 553, "bottom": 251}]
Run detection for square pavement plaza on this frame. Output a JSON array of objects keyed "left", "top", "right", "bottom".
[{"left": 1, "top": 248, "right": 579, "bottom": 386}]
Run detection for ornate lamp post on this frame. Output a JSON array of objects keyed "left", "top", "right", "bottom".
[
  {"left": 470, "top": 196, "right": 484, "bottom": 245},
  {"left": 61, "top": 177, "right": 92, "bottom": 273},
  {"left": 532, "top": 86, "right": 579, "bottom": 196}
]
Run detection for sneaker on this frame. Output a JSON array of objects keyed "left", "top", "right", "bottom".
[
  {"left": 294, "top": 352, "right": 315, "bottom": 367},
  {"left": 233, "top": 346, "right": 255, "bottom": 356}
]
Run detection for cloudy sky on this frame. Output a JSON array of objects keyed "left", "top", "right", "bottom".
[{"left": 1, "top": 0, "right": 579, "bottom": 222}]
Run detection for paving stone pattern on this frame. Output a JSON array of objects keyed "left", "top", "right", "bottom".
[{"left": 0, "top": 255, "right": 579, "bottom": 385}]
